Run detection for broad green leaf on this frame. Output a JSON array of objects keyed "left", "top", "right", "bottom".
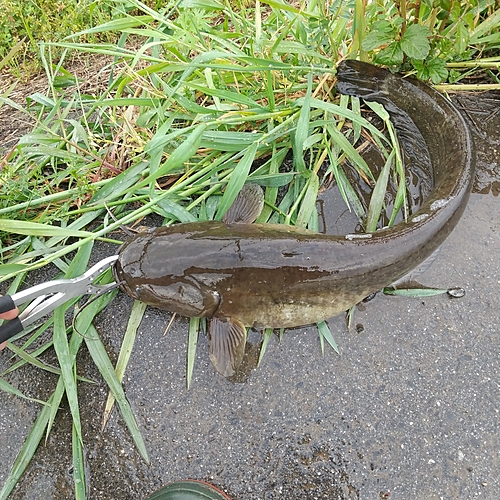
[
  {"left": 401, "top": 24, "right": 431, "bottom": 60},
  {"left": 375, "top": 41, "right": 404, "bottom": 66},
  {"left": 362, "top": 30, "right": 395, "bottom": 52},
  {"left": 427, "top": 59, "right": 449, "bottom": 84}
]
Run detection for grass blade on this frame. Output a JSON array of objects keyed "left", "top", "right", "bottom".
[
  {"left": 51, "top": 244, "right": 94, "bottom": 446},
  {"left": 0, "top": 394, "right": 53, "bottom": 500},
  {"left": 383, "top": 287, "right": 449, "bottom": 297},
  {"left": 84, "top": 324, "right": 149, "bottom": 463},
  {"left": 325, "top": 123, "right": 373, "bottom": 182},
  {"left": 137, "top": 123, "right": 209, "bottom": 191},
  {"left": 0, "top": 377, "right": 48, "bottom": 406},
  {"left": 365, "top": 150, "right": 394, "bottom": 233},
  {"left": 215, "top": 141, "right": 259, "bottom": 220},
  {"left": 102, "top": 300, "right": 147, "bottom": 429},
  {"left": 53, "top": 304, "right": 83, "bottom": 442},
  {"left": 0, "top": 219, "right": 93, "bottom": 238},
  {"left": 46, "top": 378, "right": 66, "bottom": 444},
  {"left": 316, "top": 320, "right": 339, "bottom": 354},
  {"left": 295, "top": 172, "right": 319, "bottom": 228},
  {"left": 293, "top": 72, "right": 312, "bottom": 172},
  {"left": 186, "top": 317, "right": 200, "bottom": 390},
  {"left": 72, "top": 423, "right": 86, "bottom": 500},
  {"left": 258, "top": 328, "right": 273, "bottom": 366}
]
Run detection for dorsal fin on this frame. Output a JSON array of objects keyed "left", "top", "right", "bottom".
[{"left": 222, "top": 183, "right": 264, "bottom": 224}]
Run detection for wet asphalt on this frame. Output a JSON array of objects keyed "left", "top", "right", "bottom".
[{"left": 0, "top": 93, "right": 499, "bottom": 500}]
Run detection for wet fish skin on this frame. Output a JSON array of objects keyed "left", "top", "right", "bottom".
[
  {"left": 113, "top": 61, "right": 475, "bottom": 375},
  {"left": 114, "top": 221, "right": 391, "bottom": 329}
]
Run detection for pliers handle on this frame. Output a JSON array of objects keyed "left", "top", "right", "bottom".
[{"left": 0, "top": 255, "right": 119, "bottom": 344}]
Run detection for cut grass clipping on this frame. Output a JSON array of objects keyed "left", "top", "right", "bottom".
[{"left": 1, "top": 0, "right": 499, "bottom": 498}]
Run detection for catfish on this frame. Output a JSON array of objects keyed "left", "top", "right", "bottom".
[{"left": 113, "top": 61, "right": 475, "bottom": 377}]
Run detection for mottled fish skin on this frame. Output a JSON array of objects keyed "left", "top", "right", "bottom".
[{"left": 113, "top": 61, "right": 474, "bottom": 372}]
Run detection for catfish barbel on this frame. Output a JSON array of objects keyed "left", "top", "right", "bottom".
[{"left": 113, "top": 61, "right": 475, "bottom": 377}]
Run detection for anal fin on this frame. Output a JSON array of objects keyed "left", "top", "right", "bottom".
[{"left": 209, "top": 317, "right": 247, "bottom": 377}]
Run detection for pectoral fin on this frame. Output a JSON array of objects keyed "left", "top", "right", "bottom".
[
  {"left": 222, "top": 183, "right": 264, "bottom": 224},
  {"left": 209, "top": 317, "right": 247, "bottom": 377}
]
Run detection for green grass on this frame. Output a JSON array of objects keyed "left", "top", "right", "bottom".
[
  {"left": 0, "top": 0, "right": 117, "bottom": 76},
  {"left": 0, "top": 0, "right": 499, "bottom": 498},
  {"left": 359, "top": 0, "right": 500, "bottom": 83}
]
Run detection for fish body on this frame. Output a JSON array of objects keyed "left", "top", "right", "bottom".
[
  {"left": 113, "top": 220, "right": 437, "bottom": 329},
  {"left": 113, "top": 61, "right": 475, "bottom": 376}
]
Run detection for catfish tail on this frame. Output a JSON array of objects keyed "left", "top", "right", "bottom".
[
  {"left": 336, "top": 60, "right": 392, "bottom": 101},
  {"left": 336, "top": 60, "right": 433, "bottom": 189}
]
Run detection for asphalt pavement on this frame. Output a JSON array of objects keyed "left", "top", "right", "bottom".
[{"left": 0, "top": 92, "right": 499, "bottom": 500}]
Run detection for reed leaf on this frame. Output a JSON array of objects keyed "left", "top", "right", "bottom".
[
  {"left": 187, "top": 317, "right": 200, "bottom": 390},
  {"left": 102, "top": 300, "right": 147, "bottom": 429}
]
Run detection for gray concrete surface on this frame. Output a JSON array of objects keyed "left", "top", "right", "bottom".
[{"left": 1, "top": 93, "right": 499, "bottom": 499}]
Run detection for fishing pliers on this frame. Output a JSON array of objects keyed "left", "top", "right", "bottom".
[{"left": 0, "top": 255, "right": 119, "bottom": 344}]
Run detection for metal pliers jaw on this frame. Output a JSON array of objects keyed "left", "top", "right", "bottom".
[{"left": 0, "top": 255, "right": 119, "bottom": 344}]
